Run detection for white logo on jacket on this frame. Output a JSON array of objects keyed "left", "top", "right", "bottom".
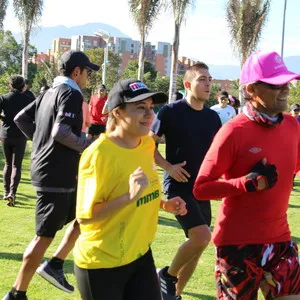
[{"left": 249, "top": 147, "right": 262, "bottom": 154}]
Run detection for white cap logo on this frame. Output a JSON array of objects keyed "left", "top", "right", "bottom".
[
  {"left": 274, "top": 55, "right": 282, "bottom": 64},
  {"left": 129, "top": 82, "right": 148, "bottom": 92}
]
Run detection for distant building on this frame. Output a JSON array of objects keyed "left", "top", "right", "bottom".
[
  {"left": 50, "top": 38, "right": 71, "bottom": 59},
  {"left": 212, "top": 79, "right": 234, "bottom": 91},
  {"left": 156, "top": 42, "right": 171, "bottom": 76},
  {"left": 177, "top": 56, "right": 199, "bottom": 75},
  {"left": 71, "top": 35, "right": 106, "bottom": 51},
  {"left": 32, "top": 51, "right": 52, "bottom": 65}
]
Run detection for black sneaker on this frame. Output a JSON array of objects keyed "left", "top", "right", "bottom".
[
  {"left": 7, "top": 194, "right": 15, "bottom": 207},
  {"left": 2, "top": 292, "right": 27, "bottom": 300},
  {"left": 36, "top": 261, "right": 74, "bottom": 293},
  {"left": 158, "top": 266, "right": 178, "bottom": 300}
]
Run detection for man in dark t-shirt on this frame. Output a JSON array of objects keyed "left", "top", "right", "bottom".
[
  {"left": 150, "top": 62, "right": 221, "bottom": 299},
  {"left": 3, "top": 51, "right": 99, "bottom": 300}
]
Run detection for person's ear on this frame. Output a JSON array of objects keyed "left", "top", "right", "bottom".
[
  {"left": 73, "top": 66, "right": 80, "bottom": 77},
  {"left": 246, "top": 84, "right": 255, "bottom": 96},
  {"left": 113, "top": 109, "right": 121, "bottom": 118},
  {"left": 183, "top": 81, "right": 191, "bottom": 90}
]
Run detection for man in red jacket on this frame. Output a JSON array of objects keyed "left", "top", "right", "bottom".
[
  {"left": 87, "top": 84, "right": 108, "bottom": 138},
  {"left": 193, "top": 50, "right": 300, "bottom": 299}
]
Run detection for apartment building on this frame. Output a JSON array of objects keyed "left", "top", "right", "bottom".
[
  {"left": 71, "top": 35, "right": 106, "bottom": 51},
  {"left": 51, "top": 38, "right": 71, "bottom": 57}
]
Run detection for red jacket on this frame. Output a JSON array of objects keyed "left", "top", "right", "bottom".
[{"left": 89, "top": 94, "right": 107, "bottom": 125}]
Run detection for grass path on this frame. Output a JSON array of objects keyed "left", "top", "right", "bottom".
[{"left": 0, "top": 143, "right": 299, "bottom": 299}]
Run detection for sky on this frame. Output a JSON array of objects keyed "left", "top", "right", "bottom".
[{"left": 3, "top": 0, "right": 300, "bottom": 65}]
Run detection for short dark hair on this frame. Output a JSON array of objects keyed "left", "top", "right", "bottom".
[
  {"left": 183, "top": 62, "right": 209, "bottom": 82},
  {"left": 219, "top": 91, "right": 229, "bottom": 98},
  {"left": 9, "top": 75, "right": 25, "bottom": 92},
  {"left": 59, "top": 65, "right": 85, "bottom": 77}
]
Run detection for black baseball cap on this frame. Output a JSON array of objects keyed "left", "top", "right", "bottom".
[
  {"left": 107, "top": 79, "right": 168, "bottom": 112},
  {"left": 97, "top": 84, "right": 106, "bottom": 90},
  {"left": 59, "top": 51, "right": 100, "bottom": 72},
  {"left": 219, "top": 91, "right": 229, "bottom": 98},
  {"left": 290, "top": 104, "right": 300, "bottom": 111}
]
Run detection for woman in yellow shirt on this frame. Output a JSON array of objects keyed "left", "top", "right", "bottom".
[{"left": 74, "top": 78, "right": 187, "bottom": 300}]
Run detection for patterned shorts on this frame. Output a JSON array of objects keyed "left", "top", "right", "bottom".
[{"left": 215, "top": 241, "right": 300, "bottom": 299}]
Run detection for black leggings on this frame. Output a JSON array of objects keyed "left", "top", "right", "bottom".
[
  {"left": 1, "top": 136, "right": 27, "bottom": 195},
  {"left": 74, "top": 249, "right": 162, "bottom": 300}
]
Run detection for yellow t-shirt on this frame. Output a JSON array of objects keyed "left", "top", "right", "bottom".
[{"left": 74, "top": 134, "right": 161, "bottom": 269}]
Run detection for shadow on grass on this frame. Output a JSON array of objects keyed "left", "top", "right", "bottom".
[
  {"left": 17, "top": 193, "right": 36, "bottom": 201},
  {"left": 289, "top": 203, "right": 300, "bottom": 208},
  {"left": 19, "top": 178, "right": 32, "bottom": 185},
  {"left": 0, "top": 253, "right": 75, "bottom": 274},
  {"left": 0, "top": 252, "right": 23, "bottom": 261},
  {"left": 292, "top": 236, "right": 300, "bottom": 244},
  {"left": 158, "top": 216, "right": 181, "bottom": 229},
  {"left": 183, "top": 292, "right": 215, "bottom": 299}
]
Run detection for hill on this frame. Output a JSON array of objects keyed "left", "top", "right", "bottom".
[{"left": 14, "top": 22, "right": 130, "bottom": 52}]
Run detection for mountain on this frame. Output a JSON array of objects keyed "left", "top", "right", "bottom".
[
  {"left": 14, "top": 22, "right": 130, "bottom": 52},
  {"left": 12, "top": 23, "right": 300, "bottom": 80},
  {"left": 208, "top": 56, "right": 300, "bottom": 80},
  {"left": 208, "top": 64, "right": 240, "bottom": 80}
]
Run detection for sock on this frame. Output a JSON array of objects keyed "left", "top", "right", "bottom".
[
  {"left": 164, "top": 268, "right": 177, "bottom": 280},
  {"left": 49, "top": 257, "right": 64, "bottom": 269},
  {"left": 10, "top": 288, "right": 27, "bottom": 299}
]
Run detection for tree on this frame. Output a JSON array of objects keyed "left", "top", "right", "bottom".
[
  {"left": 122, "top": 59, "right": 157, "bottom": 80},
  {"left": 207, "top": 83, "right": 221, "bottom": 107},
  {"left": 0, "top": 0, "right": 8, "bottom": 30},
  {"left": 288, "top": 82, "right": 300, "bottom": 106},
  {"left": 154, "top": 73, "right": 170, "bottom": 94},
  {"left": 13, "top": 0, "right": 43, "bottom": 79},
  {"left": 31, "top": 60, "right": 55, "bottom": 95},
  {"left": 83, "top": 48, "right": 121, "bottom": 97},
  {"left": 228, "top": 78, "right": 240, "bottom": 97},
  {"left": 129, "top": 0, "right": 161, "bottom": 80},
  {"left": 0, "top": 30, "right": 38, "bottom": 94},
  {"left": 0, "top": 30, "right": 22, "bottom": 75},
  {"left": 167, "top": 0, "right": 194, "bottom": 102},
  {"left": 226, "top": 0, "right": 270, "bottom": 105}
]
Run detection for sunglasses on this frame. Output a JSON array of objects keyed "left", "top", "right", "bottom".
[
  {"left": 85, "top": 67, "right": 93, "bottom": 77},
  {"left": 293, "top": 109, "right": 300, "bottom": 113},
  {"left": 256, "top": 81, "right": 289, "bottom": 90}
]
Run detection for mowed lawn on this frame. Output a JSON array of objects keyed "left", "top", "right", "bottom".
[{"left": 0, "top": 142, "right": 299, "bottom": 300}]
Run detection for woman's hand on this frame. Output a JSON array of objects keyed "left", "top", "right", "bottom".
[
  {"left": 162, "top": 197, "right": 187, "bottom": 216},
  {"left": 129, "top": 167, "right": 148, "bottom": 202}
]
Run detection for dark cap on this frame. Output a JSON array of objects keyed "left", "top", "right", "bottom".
[
  {"left": 97, "top": 84, "right": 106, "bottom": 90},
  {"left": 219, "top": 91, "right": 229, "bottom": 99},
  {"left": 107, "top": 79, "right": 168, "bottom": 112},
  {"left": 59, "top": 51, "right": 100, "bottom": 73},
  {"left": 290, "top": 104, "right": 300, "bottom": 111}
]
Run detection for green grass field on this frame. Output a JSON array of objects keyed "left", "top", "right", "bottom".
[{"left": 0, "top": 143, "right": 299, "bottom": 299}]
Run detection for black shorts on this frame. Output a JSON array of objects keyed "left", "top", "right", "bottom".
[
  {"left": 87, "top": 123, "right": 106, "bottom": 136},
  {"left": 36, "top": 191, "right": 76, "bottom": 238},
  {"left": 74, "top": 249, "right": 161, "bottom": 300},
  {"left": 167, "top": 189, "right": 211, "bottom": 237}
]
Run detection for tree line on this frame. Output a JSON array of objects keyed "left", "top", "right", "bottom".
[{"left": 1, "top": 0, "right": 300, "bottom": 106}]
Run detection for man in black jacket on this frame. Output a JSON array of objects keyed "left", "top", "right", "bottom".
[
  {"left": 0, "top": 75, "right": 33, "bottom": 206},
  {"left": 3, "top": 51, "right": 99, "bottom": 300}
]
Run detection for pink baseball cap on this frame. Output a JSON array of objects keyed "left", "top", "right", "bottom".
[{"left": 240, "top": 50, "right": 300, "bottom": 85}]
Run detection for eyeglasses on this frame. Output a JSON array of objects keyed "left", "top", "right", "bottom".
[
  {"left": 85, "top": 67, "right": 93, "bottom": 77},
  {"left": 293, "top": 109, "right": 300, "bottom": 113},
  {"left": 256, "top": 81, "right": 289, "bottom": 90}
]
